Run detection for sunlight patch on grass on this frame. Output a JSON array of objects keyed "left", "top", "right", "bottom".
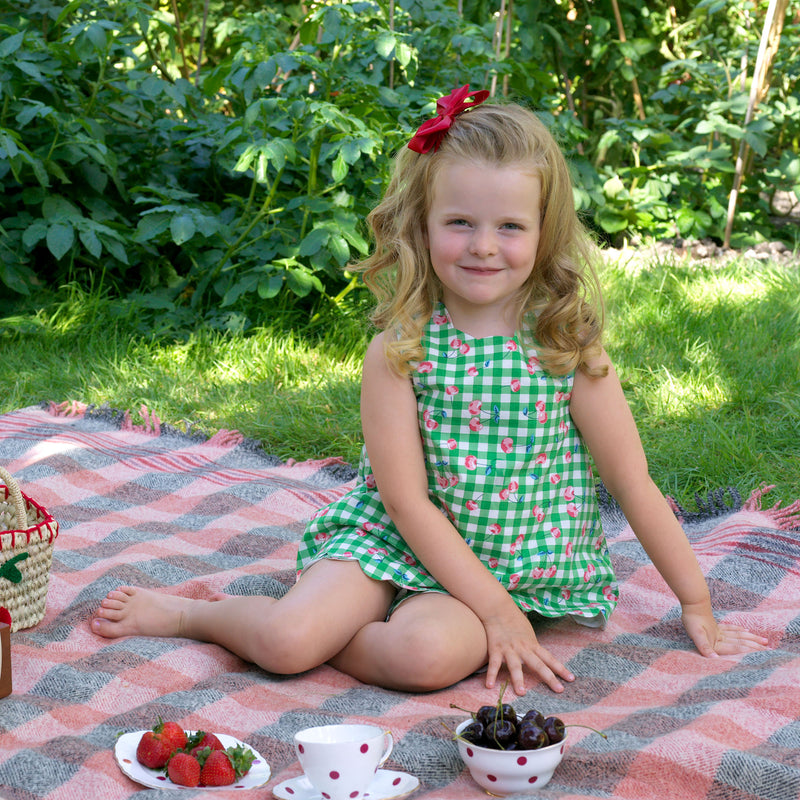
[
  {"left": 646, "top": 364, "right": 729, "bottom": 417},
  {"left": 683, "top": 272, "right": 772, "bottom": 307}
]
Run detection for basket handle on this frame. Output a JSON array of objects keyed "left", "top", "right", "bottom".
[{"left": 0, "top": 467, "right": 27, "bottom": 530}]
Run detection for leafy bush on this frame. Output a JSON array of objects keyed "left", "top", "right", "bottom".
[{"left": 1, "top": 0, "right": 798, "bottom": 330}]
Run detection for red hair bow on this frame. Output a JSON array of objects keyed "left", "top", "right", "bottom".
[{"left": 408, "top": 85, "right": 491, "bottom": 154}]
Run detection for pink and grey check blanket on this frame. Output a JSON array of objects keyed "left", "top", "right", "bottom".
[{"left": 0, "top": 403, "right": 798, "bottom": 800}]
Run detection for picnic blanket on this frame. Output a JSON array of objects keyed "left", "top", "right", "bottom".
[{"left": 0, "top": 403, "right": 798, "bottom": 800}]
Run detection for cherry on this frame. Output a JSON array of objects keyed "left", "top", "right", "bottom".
[
  {"left": 499, "top": 703, "right": 517, "bottom": 726},
  {"left": 460, "top": 720, "right": 485, "bottom": 744},
  {"left": 543, "top": 716, "right": 565, "bottom": 744},
  {"left": 521, "top": 709, "right": 545, "bottom": 728},
  {"left": 476, "top": 705, "right": 498, "bottom": 728},
  {"left": 485, "top": 719, "right": 516, "bottom": 749},
  {"left": 449, "top": 682, "right": 607, "bottom": 752},
  {"left": 517, "top": 723, "right": 549, "bottom": 750}
]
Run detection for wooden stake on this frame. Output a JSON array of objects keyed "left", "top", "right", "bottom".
[
  {"left": 502, "top": 0, "right": 513, "bottom": 96},
  {"left": 489, "top": 0, "right": 506, "bottom": 98},
  {"left": 723, "top": 0, "right": 789, "bottom": 248},
  {"left": 610, "top": 0, "right": 645, "bottom": 121},
  {"left": 389, "top": 0, "right": 395, "bottom": 90}
]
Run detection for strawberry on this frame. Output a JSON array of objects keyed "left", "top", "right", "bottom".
[
  {"left": 199, "top": 744, "right": 256, "bottom": 786},
  {"left": 168, "top": 752, "right": 201, "bottom": 787},
  {"left": 186, "top": 730, "right": 225, "bottom": 757},
  {"left": 160, "top": 721, "right": 187, "bottom": 753},
  {"left": 136, "top": 730, "right": 172, "bottom": 769},
  {"left": 199, "top": 750, "right": 236, "bottom": 786},
  {"left": 135, "top": 719, "right": 186, "bottom": 769}
]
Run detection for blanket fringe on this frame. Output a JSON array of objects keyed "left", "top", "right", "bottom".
[
  {"left": 120, "top": 405, "right": 162, "bottom": 436},
  {"left": 48, "top": 400, "right": 88, "bottom": 418},
  {"left": 41, "top": 400, "right": 351, "bottom": 474},
  {"left": 744, "top": 483, "right": 800, "bottom": 530},
  {"left": 205, "top": 429, "right": 245, "bottom": 447}
]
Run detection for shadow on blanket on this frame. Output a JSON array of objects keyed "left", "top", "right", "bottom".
[{"left": 0, "top": 404, "right": 798, "bottom": 800}]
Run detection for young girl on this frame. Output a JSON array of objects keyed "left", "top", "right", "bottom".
[{"left": 92, "top": 87, "right": 767, "bottom": 696}]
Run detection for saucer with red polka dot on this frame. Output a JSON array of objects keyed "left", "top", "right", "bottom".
[{"left": 272, "top": 769, "right": 419, "bottom": 800}]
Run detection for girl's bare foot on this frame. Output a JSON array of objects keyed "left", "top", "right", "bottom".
[{"left": 91, "top": 586, "right": 197, "bottom": 639}]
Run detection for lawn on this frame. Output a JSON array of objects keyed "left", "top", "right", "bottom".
[{"left": 2, "top": 253, "right": 798, "bottom": 507}]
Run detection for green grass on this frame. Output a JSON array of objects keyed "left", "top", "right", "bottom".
[
  {"left": 2, "top": 255, "right": 798, "bottom": 507},
  {"left": 599, "top": 255, "right": 800, "bottom": 506},
  {"left": 1, "top": 286, "right": 368, "bottom": 464}
]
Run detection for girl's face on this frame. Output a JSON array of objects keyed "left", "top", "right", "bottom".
[{"left": 425, "top": 160, "right": 541, "bottom": 338}]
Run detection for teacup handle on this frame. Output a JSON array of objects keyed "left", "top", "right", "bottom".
[{"left": 379, "top": 730, "right": 394, "bottom": 766}]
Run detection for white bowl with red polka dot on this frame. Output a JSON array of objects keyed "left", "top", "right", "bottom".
[{"left": 455, "top": 719, "right": 566, "bottom": 795}]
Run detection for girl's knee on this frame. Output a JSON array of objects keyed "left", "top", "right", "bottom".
[
  {"left": 249, "top": 612, "right": 327, "bottom": 675},
  {"left": 381, "top": 624, "right": 483, "bottom": 692}
]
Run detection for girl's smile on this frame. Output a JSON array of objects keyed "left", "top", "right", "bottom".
[{"left": 426, "top": 160, "right": 542, "bottom": 337}]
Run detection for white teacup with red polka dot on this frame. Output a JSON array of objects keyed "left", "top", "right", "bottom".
[{"left": 294, "top": 724, "right": 394, "bottom": 800}]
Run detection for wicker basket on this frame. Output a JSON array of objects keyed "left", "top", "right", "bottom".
[{"left": 0, "top": 466, "right": 59, "bottom": 632}]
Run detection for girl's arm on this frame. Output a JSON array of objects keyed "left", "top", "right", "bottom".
[
  {"left": 569, "top": 349, "right": 769, "bottom": 656},
  {"left": 361, "top": 333, "right": 575, "bottom": 695}
]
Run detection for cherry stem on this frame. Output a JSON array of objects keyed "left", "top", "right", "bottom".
[{"left": 564, "top": 723, "right": 607, "bottom": 739}]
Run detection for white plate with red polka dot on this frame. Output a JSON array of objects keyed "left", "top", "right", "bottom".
[{"left": 272, "top": 769, "right": 419, "bottom": 800}]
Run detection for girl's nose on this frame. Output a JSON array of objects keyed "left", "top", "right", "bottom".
[{"left": 469, "top": 227, "right": 497, "bottom": 257}]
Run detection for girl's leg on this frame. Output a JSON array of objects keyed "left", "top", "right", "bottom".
[
  {"left": 328, "top": 591, "right": 488, "bottom": 692},
  {"left": 92, "top": 560, "right": 395, "bottom": 676}
]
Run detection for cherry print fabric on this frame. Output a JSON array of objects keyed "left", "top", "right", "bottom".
[{"left": 298, "top": 305, "right": 618, "bottom": 620}]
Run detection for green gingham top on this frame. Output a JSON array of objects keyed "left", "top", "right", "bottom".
[{"left": 297, "top": 305, "right": 618, "bottom": 620}]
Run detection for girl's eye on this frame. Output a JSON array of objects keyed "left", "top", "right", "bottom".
[
  {"left": 448, "top": 218, "right": 470, "bottom": 226},
  {"left": 502, "top": 222, "right": 522, "bottom": 230}
]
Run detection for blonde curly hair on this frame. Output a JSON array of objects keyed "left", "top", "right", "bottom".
[{"left": 355, "top": 101, "right": 607, "bottom": 378}]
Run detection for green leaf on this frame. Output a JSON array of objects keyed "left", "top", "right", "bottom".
[
  {"left": 286, "top": 267, "right": 322, "bottom": 297},
  {"left": 299, "top": 227, "right": 329, "bottom": 257},
  {"left": 618, "top": 41, "right": 639, "bottom": 62},
  {"left": 79, "top": 228, "right": 102, "bottom": 258},
  {"left": 338, "top": 226, "right": 369, "bottom": 255},
  {"left": 696, "top": 117, "right": 744, "bottom": 139},
  {"left": 221, "top": 271, "right": 260, "bottom": 307},
  {"left": 375, "top": 32, "right": 396, "bottom": 59},
  {"left": 42, "top": 196, "right": 82, "bottom": 223},
  {"left": 0, "top": 262, "right": 33, "bottom": 295},
  {"left": 603, "top": 176, "right": 626, "bottom": 199},
  {"left": 395, "top": 42, "right": 413, "bottom": 68},
  {"left": 15, "top": 60, "right": 43, "bottom": 82},
  {"left": 85, "top": 22, "right": 108, "bottom": 51},
  {"left": 101, "top": 235, "right": 129, "bottom": 264},
  {"left": 234, "top": 144, "right": 257, "bottom": 174},
  {"left": 0, "top": 32, "right": 24, "bottom": 58},
  {"left": 170, "top": 213, "right": 196, "bottom": 245},
  {"left": 264, "top": 139, "right": 294, "bottom": 171},
  {"left": 134, "top": 213, "right": 171, "bottom": 243},
  {"left": 743, "top": 131, "right": 767, "bottom": 157},
  {"left": 328, "top": 233, "right": 350, "bottom": 265},
  {"left": 257, "top": 272, "right": 284, "bottom": 299},
  {"left": 253, "top": 59, "right": 277, "bottom": 88},
  {"left": 0, "top": 130, "right": 20, "bottom": 159},
  {"left": 332, "top": 151, "right": 348, "bottom": 182},
  {"left": 16, "top": 101, "right": 55, "bottom": 127},
  {"left": 46, "top": 223, "right": 75, "bottom": 260},
  {"left": 22, "top": 220, "right": 47, "bottom": 249},
  {"left": 595, "top": 207, "right": 629, "bottom": 234}
]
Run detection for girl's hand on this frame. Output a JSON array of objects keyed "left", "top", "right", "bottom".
[
  {"left": 482, "top": 610, "right": 575, "bottom": 696},
  {"left": 681, "top": 599, "right": 770, "bottom": 657}
]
